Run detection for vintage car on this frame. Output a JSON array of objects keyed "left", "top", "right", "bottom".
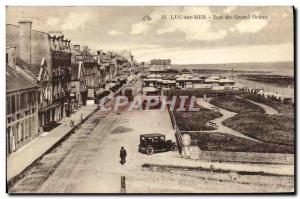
[{"left": 138, "top": 133, "right": 177, "bottom": 155}]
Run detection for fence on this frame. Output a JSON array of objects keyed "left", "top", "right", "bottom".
[{"left": 167, "top": 108, "right": 294, "bottom": 165}]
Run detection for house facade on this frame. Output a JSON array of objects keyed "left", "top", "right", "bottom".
[
  {"left": 6, "top": 49, "right": 39, "bottom": 155},
  {"left": 6, "top": 21, "right": 72, "bottom": 133}
]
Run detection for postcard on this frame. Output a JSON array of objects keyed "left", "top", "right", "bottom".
[{"left": 6, "top": 6, "right": 294, "bottom": 194}]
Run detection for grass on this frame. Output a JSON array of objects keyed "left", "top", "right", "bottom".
[
  {"left": 210, "top": 95, "right": 265, "bottom": 113},
  {"left": 239, "top": 93, "right": 294, "bottom": 115},
  {"left": 223, "top": 112, "right": 294, "bottom": 147},
  {"left": 165, "top": 89, "right": 243, "bottom": 98},
  {"left": 209, "top": 94, "right": 294, "bottom": 148},
  {"left": 173, "top": 106, "right": 222, "bottom": 131},
  {"left": 187, "top": 131, "right": 294, "bottom": 154}
]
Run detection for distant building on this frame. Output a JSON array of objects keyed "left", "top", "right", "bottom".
[{"left": 150, "top": 59, "right": 171, "bottom": 66}]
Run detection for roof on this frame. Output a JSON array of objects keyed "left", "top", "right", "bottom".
[
  {"left": 16, "top": 57, "right": 41, "bottom": 77},
  {"left": 219, "top": 78, "right": 235, "bottom": 83},
  {"left": 143, "top": 87, "right": 158, "bottom": 92},
  {"left": 6, "top": 65, "right": 38, "bottom": 93},
  {"left": 140, "top": 133, "right": 165, "bottom": 137}
]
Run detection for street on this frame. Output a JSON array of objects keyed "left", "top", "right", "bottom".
[
  {"left": 9, "top": 78, "right": 293, "bottom": 193},
  {"left": 9, "top": 78, "right": 177, "bottom": 193}
]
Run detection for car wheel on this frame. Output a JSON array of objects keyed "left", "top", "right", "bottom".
[
  {"left": 171, "top": 143, "right": 177, "bottom": 151},
  {"left": 146, "top": 146, "right": 154, "bottom": 155}
]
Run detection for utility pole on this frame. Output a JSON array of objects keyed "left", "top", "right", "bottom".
[{"left": 120, "top": 176, "right": 126, "bottom": 193}]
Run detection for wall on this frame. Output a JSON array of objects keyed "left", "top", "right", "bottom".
[
  {"left": 6, "top": 24, "right": 51, "bottom": 69},
  {"left": 31, "top": 30, "right": 51, "bottom": 66},
  {"left": 6, "top": 24, "right": 20, "bottom": 56},
  {"left": 196, "top": 149, "right": 294, "bottom": 165}
]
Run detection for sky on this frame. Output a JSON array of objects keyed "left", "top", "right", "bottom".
[{"left": 6, "top": 6, "right": 294, "bottom": 64}]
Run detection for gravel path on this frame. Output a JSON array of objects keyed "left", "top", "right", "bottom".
[
  {"left": 235, "top": 96, "right": 279, "bottom": 115},
  {"left": 196, "top": 98, "right": 261, "bottom": 142}
]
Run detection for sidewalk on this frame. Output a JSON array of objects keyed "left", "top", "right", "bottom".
[{"left": 7, "top": 104, "right": 98, "bottom": 184}]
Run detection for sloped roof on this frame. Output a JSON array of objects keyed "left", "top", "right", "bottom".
[
  {"left": 16, "top": 57, "right": 40, "bottom": 77},
  {"left": 6, "top": 65, "right": 38, "bottom": 93}
]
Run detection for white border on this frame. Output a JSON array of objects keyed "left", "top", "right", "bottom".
[{"left": 1, "top": 0, "right": 298, "bottom": 198}]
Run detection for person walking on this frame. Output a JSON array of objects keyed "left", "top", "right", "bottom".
[{"left": 120, "top": 147, "right": 127, "bottom": 165}]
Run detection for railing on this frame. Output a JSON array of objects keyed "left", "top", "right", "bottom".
[{"left": 174, "top": 125, "right": 184, "bottom": 154}]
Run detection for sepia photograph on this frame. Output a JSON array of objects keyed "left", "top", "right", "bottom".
[{"left": 5, "top": 6, "right": 294, "bottom": 194}]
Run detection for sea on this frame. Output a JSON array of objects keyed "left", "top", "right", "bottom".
[{"left": 175, "top": 62, "right": 294, "bottom": 98}]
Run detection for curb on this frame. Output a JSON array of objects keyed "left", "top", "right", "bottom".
[
  {"left": 7, "top": 106, "right": 98, "bottom": 188},
  {"left": 7, "top": 82, "right": 131, "bottom": 188}
]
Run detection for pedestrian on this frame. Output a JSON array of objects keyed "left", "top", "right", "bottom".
[
  {"left": 120, "top": 147, "right": 127, "bottom": 165},
  {"left": 70, "top": 119, "right": 74, "bottom": 127},
  {"left": 80, "top": 113, "right": 83, "bottom": 121}
]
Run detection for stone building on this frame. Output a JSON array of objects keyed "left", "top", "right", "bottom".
[
  {"left": 71, "top": 45, "right": 100, "bottom": 105},
  {"left": 6, "top": 48, "right": 38, "bottom": 155},
  {"left": 6, "top": 21, "right": 72, "bottom": 133}
]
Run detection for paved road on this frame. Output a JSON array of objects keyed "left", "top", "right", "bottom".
[
  {"left": 9, "top": 80, "right": 293, "bottom": 193},
  {"left": 9, "top": 78, "right": 176, "bottom": 193}
]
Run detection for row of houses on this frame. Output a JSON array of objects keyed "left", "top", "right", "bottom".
[
  {"left": 142, "top": 71, "right": 235, "bottom": 95},
  {"left": 6, "top": 21, "right": 137, "bottom": 155}
]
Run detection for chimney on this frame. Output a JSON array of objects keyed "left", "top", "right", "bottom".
[
  {"left": 19, "top": 20, "right": 32, "bottom": 64},
  {"left": 6, "top": 47, "right": 17, "bottom": 68},
  {"left": 73, "top": 44, "right": 80, "bottom": 50}
]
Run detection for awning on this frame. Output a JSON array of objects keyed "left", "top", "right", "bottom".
[
  {"left": 39, "top": 103, "right": 60, "bottom": 112},
  {"left": 88, "top": 88, "right": 94, "bottom": 98},
  {"left": 109, "top": 83, "right": 116, "bottom": 88},
  {"left": 143, "top": 87, "right": 158, "bottom": 92},
  {"left": 95, "top": 88, "right": 106, "bottom": 96}
]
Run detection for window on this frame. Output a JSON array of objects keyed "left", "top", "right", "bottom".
[
  {"left": 16, "top": 94, "right": 20, "bottom": 112},
  {"left": 28, "top": 92, "right": 32, "bottom": 106},
  {"left": 20, "top": 93, "right": 25, "bottom": 109},
  {"left": 31, "top": 91, "right": 36, "bottom": 106},
  {"left": 11, "top": 95, "right": 15, "bottom": 114},
  {"left": 6, "top": 96, "right": 11, "bottom": 114}
]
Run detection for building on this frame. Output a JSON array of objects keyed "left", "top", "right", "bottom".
[
  {"left": 6, "top": 49, "right": 39, "bottom": 155},
  {"left": 71, "top": 45, "right": 88, "bottom": 108},
  {"left": 70, "top": 61, "right": 86, "bottom": 111},
  {"left": 6, "top": 21, "right": 72, "bottom": 133},
  {"left": 150, "top": 59, "right": 171, "bottom": 66}
]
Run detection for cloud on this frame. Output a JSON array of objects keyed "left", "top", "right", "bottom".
[
  {"left": 229, "top": 27, "right": 235, "bottom": 32},
  {"left": 156, "top": 7, "right": 227, "bottom": 41},
  {"left": 60, "top": 12, "right": 91, "bottom": 30},
  {"left": 47, "top": 17, "right": 60, "bottom": 26},
  {"left": 109, "top": 30, "right": 123, "bottom": 36},
  {"left": 223, "top": 6, "right": 237, "bottom": 14},
  {"left": 130, "top": 22, "right": 149, "bottom": 35},
  {"left": 133, "top": 43, "right": 293, "bottom": 64},
  {"left": 235, "top": 12, "right": 269, "bottom": 33}
]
